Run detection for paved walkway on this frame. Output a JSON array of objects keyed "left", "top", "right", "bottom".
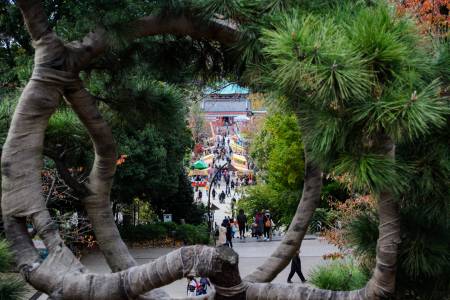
[{"left": 81, "top": 238, "right": 337, "bottom": 298}]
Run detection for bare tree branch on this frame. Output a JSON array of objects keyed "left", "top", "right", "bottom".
[{"left": 43, "top": 148, "right": 90, "bottom": 198}]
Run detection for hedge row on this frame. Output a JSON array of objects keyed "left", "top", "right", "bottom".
[{"left": 119, "top": 222, "right": 210, "bottom": 245}]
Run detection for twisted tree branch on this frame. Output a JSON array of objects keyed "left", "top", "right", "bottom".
[{"left": 65, "top": 87, "right": 136, "bottom": 272}]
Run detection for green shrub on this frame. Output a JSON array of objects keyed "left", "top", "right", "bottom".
[
  {"left": 119, "top": 223, "right": 210, "bottom": 245},
  {"left": 0, "top": 239, "right": 13, "bottom": 272},
  {"left": 175, "top": 224, "right": 210, "bottom": 245},
  {"left": 0, "top": 275, "right": 28, "bottom": 300},
  {"left": 161, "top": 222, "right": 177, "bottom": 233},
  {"left": 119, "top": 223, "right": 166, "bottom": 242},
  {"left": 309, "top": 208, "right": 337, "bottom": 233},
  {"left": 0, "top": 239, "right": 28, "bottom": 300},
  {"left": 310, "top": 259, "right": 368, "bottom": 291}
]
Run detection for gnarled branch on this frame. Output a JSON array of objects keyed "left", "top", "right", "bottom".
[
  {"left": 65, "top": 87, "right": 136, "bottom": 272},
  {"left": 69, "top": 15, "right": 239, "bottom": 71}
]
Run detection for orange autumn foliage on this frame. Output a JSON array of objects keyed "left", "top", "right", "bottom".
[
  {"left": 397, "top": 0, "right": 449, "bottom": 36},
  {"left": 116, "top": 154, "right": 128, "bottom": 166},
  {"left": 322, "top": 195, "right": 376, "bottom": 250}
]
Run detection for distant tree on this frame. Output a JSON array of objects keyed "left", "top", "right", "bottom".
[
  {"left": 189, "top": 101, "right": 206, "bottom": 143},
  {"left": 240, "top": 112, "right": 304, "bottom": 226}
]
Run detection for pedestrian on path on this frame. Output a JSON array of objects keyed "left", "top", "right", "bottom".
[
  {"left": 212, "top": 188, "right": 216, "bottom": 200},
  {"left": 226, "top": 183, "right": 231, "bottom": 196},
  {"left": 255, "top": 211, "right": 263, "bottom": 240},
  {"left": 187, "top": 276, "right": 199, "bottom": 296},
  {"left": 220, "top": 191, "right": 226, "bottom": 203},
  {"left": 197, "top": 190, "right": 202, "bottom": 201},
  {"left": 263, "top": 211, "right": 272, "bottom": 241},
  {"left": 197, "top": 277, "right": 211, "bottom": 295},
  {"left": 287, "top": 250, "right": 306, "bottom": 283},
  {"left": 237, "top": 209, "right": 247, "bottom": 239},
  {"left": 225, "top": 221, "right": 233, "bottom": 248}
]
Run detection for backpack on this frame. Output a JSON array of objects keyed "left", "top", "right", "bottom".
[{"left": 265, "top": 218, "right": 271, "bottom": 227}]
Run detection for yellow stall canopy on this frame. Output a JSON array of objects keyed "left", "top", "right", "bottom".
[
  {"left": 231, "top": 153, "right": 247, "bottom": 166},
  {"left": 188, "top": 169, "right": 209, "bottom": 176},
  {"left": 202, "top": 154, "right": 214, "bottom": 165},
  {"left": 230, "top": 154, "right": 253, "bottom": 174},
  {"left": 230, "top": 140, "right": 245, "bottom": 153},
  {"left": 232, "top": 163, "right": 254, "bottom": 175}
]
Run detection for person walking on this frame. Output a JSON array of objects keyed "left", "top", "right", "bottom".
[
  {"left": 187, "top": 276, "right": 199, "bottom": 296},
  {"left": 220, "top": 191, "right": 226, "bottom": 204},
  {"left": 287, "top": 250, "right": 306, "bottom": 283},
  {"left": 197, "top": 277, "right": 211, "bottom": 295},
  {"left": 237, "top": 209, "right": 247, "bottom": 239},
  {"left": 263, "top": 211, "right": 272, "bottom": 241},
  {"left": 225, "top": 221, "right": 233, "bottom": 248},
  {"left": 230, "top": 218, "right": 237, "bottom": 239},
  {"left": 197, "top": 190, "right": 202, "bottom": 201},
  {"left": 255, "top": 211, "right": 264, "bottom": 240},
  {"left": 212, "top": 188, "right": 216, "bottom": 200},
  {"left": 231, "top": 180, "right": 235, "bottom": 190}
]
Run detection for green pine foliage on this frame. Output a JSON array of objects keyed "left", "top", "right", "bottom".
[
  {"left": 0, "top": 239, "right": 12, "bottom": 272},
  {"left": 0, "top": 239, "right": 28, "bottom": 300},
  {"left": 333, "top": 154, "right": 411, "bottom": 194},
  {"left": 0, "top": 278, "right": 27, "bottom": 300},
  {"left": 1, "top": 0, "right": 206, "bottom": 223},
  {"left": 253, "top": 1, "right": 449, "bottom": 298}
]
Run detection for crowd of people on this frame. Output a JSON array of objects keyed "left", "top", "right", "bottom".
[
  {"left": 185, "top": 123, "right": 307, "bottom": 297},
  {"left": 193, "top": 123, "right": 255, "bottom": 205},
  {"left": 216, "top": 208, "right": 275, "bottom": 249}
]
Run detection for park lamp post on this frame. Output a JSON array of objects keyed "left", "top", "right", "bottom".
[{"left": 207, "top": 162, "right": 228, "bottom": 233}]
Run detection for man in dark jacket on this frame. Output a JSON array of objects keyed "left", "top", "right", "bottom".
[
  {"left": 220, "top": 191, "right": 226, "bottom": 203},
  {"left": 287, "top": 250, "right": 306, "bottom": 283},
  {"left": 237, "top": 209, "right": 247, "bottom": 239},
  {"left": 225, "top": 221, "right": 233, "bottom": 248}
]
